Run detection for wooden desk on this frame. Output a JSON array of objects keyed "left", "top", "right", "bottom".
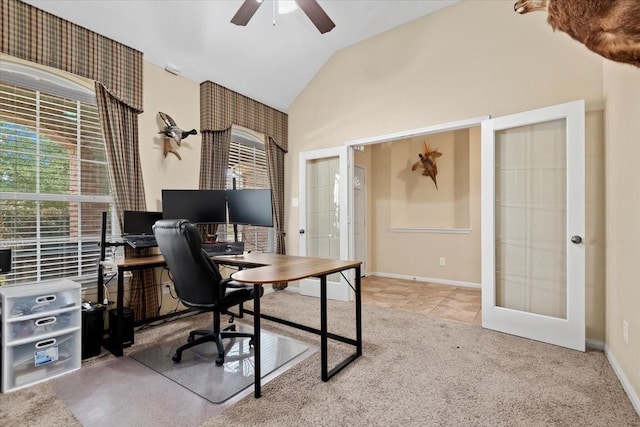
[
  {"left": 99, "top": 255, "right": 166, "bottom": 357},
  {"left": 218, "top": 253, "right": 362, "bottom": 396},
  {"left": 101, "top": 253, "right": 362, "bottom": 399}
]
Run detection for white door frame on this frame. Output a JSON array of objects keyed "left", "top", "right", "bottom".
[
  {"left": 353, "top": 165, "right": 367, "bottom": 276},
  {"left": 481, "top": 100, "right": 585, "bottom": 351},
  {"left": 344, "top": 115, "right": 489, "bottom": 265}
]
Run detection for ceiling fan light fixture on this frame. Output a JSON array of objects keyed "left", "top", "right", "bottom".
[
  {"left": 278, "top": 0, "right": 298, "bottom": 15},
  {"left": 232, "top": 0, "right": 334, "bottom": 34}
]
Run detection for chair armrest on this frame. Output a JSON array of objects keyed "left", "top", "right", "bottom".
[{"left": 221, "top": 277, "right": 245, "bottom": 288}]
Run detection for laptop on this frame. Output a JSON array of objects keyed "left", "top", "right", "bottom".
[{"left": 122, "top": 211, "right": 163, "bottom": 248}]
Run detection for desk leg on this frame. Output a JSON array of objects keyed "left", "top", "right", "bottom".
[
  {"left": 253, "top": 283, "right": 261, "bottom": 398},
  {"left": 356, "top": 265, "right": 362, "bottom": 356},
  {"left": 320, "top": 274, "right": 328, "bottom": 382},
  {"left": 97, "top": 263, "right": 104, "bottom": 305},
  {"left": 114, "top": 269, "right": 124, "bottom": 357}
]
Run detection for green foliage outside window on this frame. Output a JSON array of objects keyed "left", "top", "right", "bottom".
[{"left": 1, "top": 122, "right": 70, "bottom": 240}]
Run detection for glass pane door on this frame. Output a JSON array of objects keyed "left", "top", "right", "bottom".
[
  {"left": 481, "top": 100, "right": 585, "bottom": 351},
  {"left": 495, "top": 119, "right": 567, "bottom": 318},
  {"left": 305, "top": 155, "right": 341, "bottom": 283},
  {"left": 299, "top": 147, "right": 351, "bottom": 301}
]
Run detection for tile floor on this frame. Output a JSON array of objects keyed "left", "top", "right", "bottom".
[{"left": 360, "top": 275, "right": 482, "bottom": 325}]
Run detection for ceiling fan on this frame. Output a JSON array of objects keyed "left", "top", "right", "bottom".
[{"left": 231, "top": 0, "right": 336, "bottom": 34}]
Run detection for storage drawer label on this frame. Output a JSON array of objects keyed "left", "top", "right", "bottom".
[{"left": 34, "top": 346, "right": 59, "bottom": 367}]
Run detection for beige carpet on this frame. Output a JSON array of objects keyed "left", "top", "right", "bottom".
[{"left": 1, "top": 291, "right": 638, "bottom": 427}]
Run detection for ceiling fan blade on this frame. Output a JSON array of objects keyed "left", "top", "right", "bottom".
[
  {"left": 231, "top": 0, "right": 263, "bottom": 26},
  {"left": 294, "top": 0, "right": 335, "bottom": 34}
]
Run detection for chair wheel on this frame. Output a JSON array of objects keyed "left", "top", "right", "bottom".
[
  {"left": 172, "top": 353, "right": 182, "bottom": 363},
  {"left": 215, "top": 356, "right": 224, "bottom": 366}
]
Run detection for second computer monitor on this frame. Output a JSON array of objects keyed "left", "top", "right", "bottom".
[
  {"left": 123, "top": 210, "right": 163, "bottom": 235},
  {"left": 226, "top": 189, "right": 273, "bottom": 227},
  {"left": 161, "top": 189, "right": 227, "bottom": 224}
]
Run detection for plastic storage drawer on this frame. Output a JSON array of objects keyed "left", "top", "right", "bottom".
[
  {"left": 4, "top": 289, "right": 78, "bottom": 319},
  {"left": 1, "top": 279, "right": 82, "bottom": 392},
  {"left": 5, "top": 308, "right": 80, "bottom": 342},
  {"left": 4, "top": 329, "right": 81, "bottom": 391}
]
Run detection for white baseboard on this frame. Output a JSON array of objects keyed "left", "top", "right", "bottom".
[
  {"left": 604, "top": 345, "right": 640, "bottom": 417},
  {"left": 368, "top": 271, "right": 480, "bottom": 289}
]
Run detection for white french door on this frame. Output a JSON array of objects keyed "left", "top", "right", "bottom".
[
  {"left": 481, "top": 100, "right": 585, "bottom": 351},
  {"left": 299, "top": 146, "right": 352, "bottom": 301}
]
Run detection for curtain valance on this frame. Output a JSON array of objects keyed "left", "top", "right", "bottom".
[
  {"left": 1, "top": 0, "right": 144, "bottom": 112},
  {"left": 200, "top": 80, "right": 288, "bottom": 152}
]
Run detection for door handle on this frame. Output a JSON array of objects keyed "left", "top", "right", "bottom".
[
  {"left": 570, "top": 235, "right": 583, "bottom": 244},
  {"left": 299, "top": 229, "right": 305, "bottom": 234}
]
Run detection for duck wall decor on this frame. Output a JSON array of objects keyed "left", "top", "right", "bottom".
[
  {"left": 411, "top": 142, "right": 442, "bottom": 189},
  {"left": 514, "top": 0, "right": 640, "bottom": 67},
  {"left": 158, "top": 112, "right": 198, "bottom": 160}
]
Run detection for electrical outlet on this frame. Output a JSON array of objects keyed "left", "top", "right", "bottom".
[
  {"left": 623, "top": 320, "right": 629, "bottom": 344},
  {"left": 439, "top": 257, "right": 446, "bottom": 267},
  {"left": 163, "top": 284, "right": 172, "bottom": 295}
]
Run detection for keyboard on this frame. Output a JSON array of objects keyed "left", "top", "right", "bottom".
[
  {"left": 122, "top": 235, "right": 157, "bottom": 249},
  {"left": 202, "top": 242, "right": 244, "bottom": 256}
]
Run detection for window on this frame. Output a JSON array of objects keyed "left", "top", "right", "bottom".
[
  {"left": 0, "top": 61, "right": 114, "bottom": 286},
  {"left": 225, "top": 126, "right": 274, "bottom": 252}
]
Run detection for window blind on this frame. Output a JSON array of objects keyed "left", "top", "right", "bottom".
[
  {"left": 0, "top": 72, "right": 114, "bottom": 286},
  {"left": 226, "top": 131, "right": 274, "bottom": 252}
]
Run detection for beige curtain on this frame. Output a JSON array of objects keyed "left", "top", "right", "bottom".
[
  {"left": 266, "top": 137, "right": 286, "bottom": 255},
  {"left": 199, "top": 81, "right": 289, "bottom": 288},
  {"left": 1, "top": 0, "right": 143, "bottom": 112},
  {"left": 2, "top": 0, "right": 156, "bottom": 320},
  {"left": 96, "top": 83, "right": 156, "bottom": 321},
  {"left": 198, "top": 128, "right": 232, "bottom": 240}
]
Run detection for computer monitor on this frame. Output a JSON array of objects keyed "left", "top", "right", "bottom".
[
  {"left": 226, "top": 189, "right": 273, "bottom": 227},
  {"left": 123, "top": 211, "right": 163, "bottom": 235},
  {"left": 0, "top": 248, "right": 11, "bottom": 274},
  {"left": 161, "top": 189, "right": 227, "bottom": 224}
]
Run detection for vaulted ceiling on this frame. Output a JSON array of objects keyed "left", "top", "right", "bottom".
[{"left": 24, "top": 0, "right": 460, "bottom": 112}]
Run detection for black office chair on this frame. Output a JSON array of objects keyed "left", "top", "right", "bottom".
[{"left": 153, "top": 219, "right": 259, "bottom": 366}]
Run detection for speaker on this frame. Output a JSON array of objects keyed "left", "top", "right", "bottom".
[
  {"left": 0, "top": 248, "right": 11, "bottom": 273},
  {"left": 82, "top": 305, "right": 104, "bottom": 359},
  {"left": 109, "top": 307, "right": 134, "bottom": 348}
]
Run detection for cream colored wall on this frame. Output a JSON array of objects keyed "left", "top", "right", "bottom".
[
  {"left": 286, "top": 0, "right": 602, "bottom": 255},
  {"left": 138, "top": 62, "right": 201, "bottom": 314},
  {"left": 139, "top": 62, "right": 202, "bottom": 212},
  {"left": 603, "top": 62, "right": 640, "bottom": 402},
  {"left": 369, "top": 128, "right": 480, "bottom": 285},
  {"left": 584, "top": 110, "right": 606, "bottom": 343},
  {"left": 287, "top": 2, "right": 606, "bottom": 336},
  {"left": 388, "top": 130, "right": 469, "bottom": 229}
]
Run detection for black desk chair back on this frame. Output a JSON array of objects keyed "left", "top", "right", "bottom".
[{"left": 153, "top": 219, "right": 258, "bottom": 365}]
